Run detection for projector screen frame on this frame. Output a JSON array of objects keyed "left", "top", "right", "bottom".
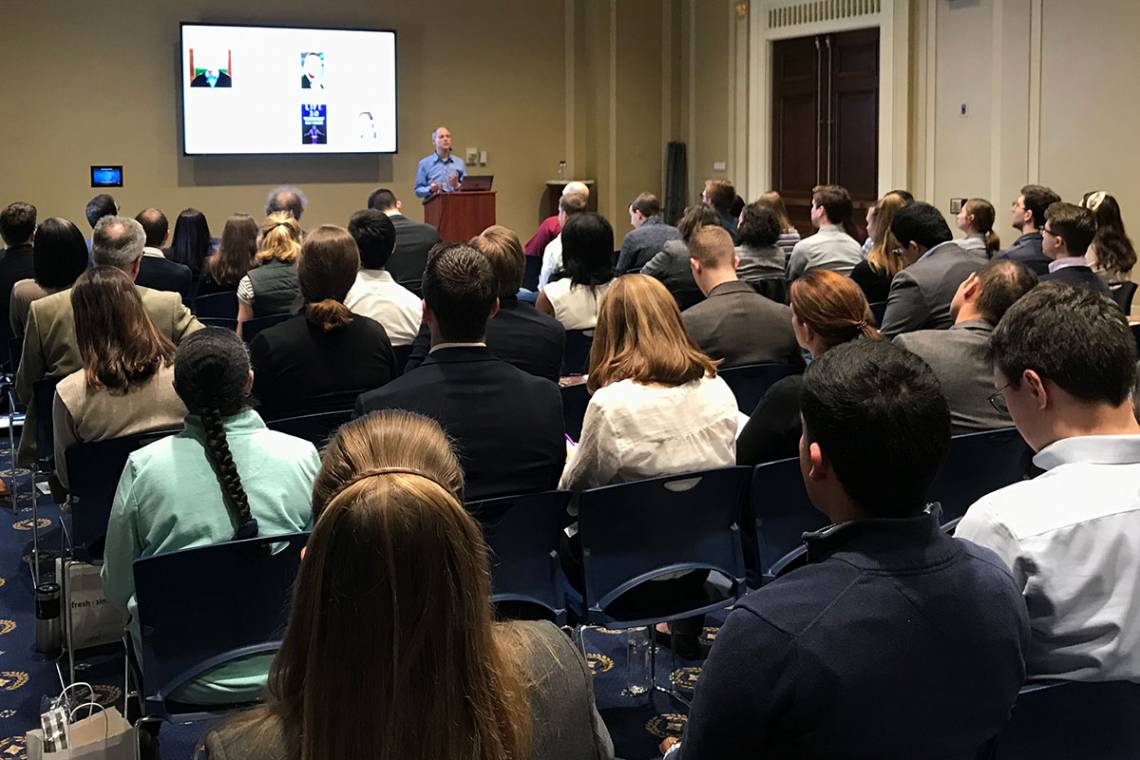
[{"left": 179, "top": 20, "right": 399, "bottom": 157}]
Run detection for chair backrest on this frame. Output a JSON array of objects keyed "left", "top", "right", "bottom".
[
  {"left": 928, "top": 427, "right": 1033, "bottom": 524},
  {"left": 33, "top": 376, "right": 63, "bottom": 461},
  {"left": 193, "top": 291, "right": 239, "bottom": 319},
  {"left": 522, "top": 254, "right": 541, "bottom": 292},
  {"left": 577, "top": 466, "right": 751, "bottom": 620},
  {"left": 397, "top": 279, "right": 423, "bottom": 298},
  {"left": 1131, "top": 322, "right": 1140, "bottom": 355},
  {"left": 265, "top": 409, "right": 353, "bottom": 448},
  {"left": 199, "top": 317, "right": 238, "bottom": 331},
  {"left": 241, "top": 313, "right": 291, "bottom": 344},
  {"left": 561, "top": 329, "right": 593, "bottom": 375},
  {"left": 751, "top": 278, "right": 788, "bottom": 304},
  {"left": 133, "top": 532, "right": 309, "bottom": 714},
  {"left": 718, "top": 362, "right": 802, "bottom": 414},
  {"left": 1109, "top": 280, "right": 1137, "bottom": 314},
  {"left": 561, "top": 382, "right": 589, "bottom": 441},
  {"left": 869, "top": 300, "right": 888, "bottom": 326},
  {"left": 749, "top": 457, "right": 829, "bottom": 583},
  {"left": 469, "top": 490, "right": 571, "bottom": 623},
  {"left": 66, "top": 427, "right": 182, "bottom": 553}
]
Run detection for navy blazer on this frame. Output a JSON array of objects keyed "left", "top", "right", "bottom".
[
  {"left": 996, "top": 232, "right": 1050, "bottom": 276},
  {"left": 136, "top": 254, "right": 194, "bottom": 302},
  {"left": 355, "top": 346, "right": 566, "bottom": 501},
  {"left": 384, "top": 214, "right": 441, "bottom": 290},
  {"left": 1041, "top": 264, "right": 1111, "bottom": 297},
  {"left": 0, "top": 242, "right": 35, "bottom": 360}
]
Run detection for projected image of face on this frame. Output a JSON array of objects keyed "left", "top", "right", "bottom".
[
  {"left": 189, "top": 49, "right": 232, "bottom": 88},
  {"left": 357, "top": 111, "right": 377, "bottom": 143},
  {"left": 301, "top": 52, "right": 325, "bottom": 90}
]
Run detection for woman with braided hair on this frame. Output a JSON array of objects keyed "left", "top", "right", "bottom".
[
  {"left": 203, "top": 410, "right": 613, "bottom": 760},
  {"left": 102, "top": 327, "right": 320, "bottom": 705}
]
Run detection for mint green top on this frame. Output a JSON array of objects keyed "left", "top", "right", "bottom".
[{"left": 101, "top": 408, "right": 320, "bottom": 705}]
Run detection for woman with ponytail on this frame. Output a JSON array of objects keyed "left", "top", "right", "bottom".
[
  {"left": 737, "top": 269, "right": 882, "bottom": 465},
  {"left": 249, "top": 224, "right": 396, "bottom": 416},
  {"left": 102, "top": 327, "right": 320, "bottom": 705},
  {"left": 956, "top": 198, "right": 1001, "bottom": 258},
  {"left": 1082, "top": 190, "right": 1136, "bottom": 284},
  {"left": 236, "top": 212, "right": 303, "bottom": 333}
]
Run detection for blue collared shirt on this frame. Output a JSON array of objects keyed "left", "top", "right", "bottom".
[{"left": 414, "top": 152, "right": 467, "bottom": 198}]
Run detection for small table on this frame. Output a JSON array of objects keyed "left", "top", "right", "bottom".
[{"left": 543, "top": 179, "right": 597, "bottom": 220}]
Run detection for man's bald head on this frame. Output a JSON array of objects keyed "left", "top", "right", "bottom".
[
  {"left": 134, "top": 208, "right": 168, "bottom": 248},
  {"left": 92, "top": 215, "right": 145, "bottom": 273},
  {"left": 562, "top": 181, "right": 590, "bottom": 200}
]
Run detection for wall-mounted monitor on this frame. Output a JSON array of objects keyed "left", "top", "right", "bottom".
[
  {"left": 90, "top": 165, "right": 123, "bottom": 187},
  {"left": 180, "top": 23, "right": 397, "bottom": 155}
]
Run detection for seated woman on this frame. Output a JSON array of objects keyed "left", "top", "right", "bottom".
[
  {"left": 198, "top": 213, "right": 258, "bottom": 297},
  {"left": 102, "top": 327, "right": 320, "bottom": 705},
  {"left": 169, "top": 208, "right": 213, "bottom": 276},
  {"left": 1081, "top": 191, "right": 1136, "bottom": 285},
  {"left": 737, "top": 269, "right": 881, "bottom": 466},
  {"left": 10, "top": 217, "right": 89, "bottom": 340},
  {"left": 237, "top": 213, "right": 303, "bottom": 334},
  {"left": 250, "top": 225, "right": 396, "bottom": 416},
  {"left": 641, "top": 203, "right": 722, "bottom": 310},
  {"left": 849, "top": 193, "right": 908, "bottom": 304},
  {"left": 536, "top": 212, "right": 615, "bottom": 330},
  {"left": 202, "top": 410, "right": 614, "bottom": 760},
  {"left": 759, "top": 190, "right": 801, "bottom": 258},
  {"left": 52, "top": 267, "right": 187, "bottom": 489},
  {"left": 956, "top": 198, "right": 1001, "bottom": 259},
  {"left": 735, "top": 201, "right": 789, "bottom": 288}
]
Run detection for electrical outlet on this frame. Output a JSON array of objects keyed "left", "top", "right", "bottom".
[
  {"left": 950, "top": 198, "right": 967, "bottom": 214},
  {"left": 959, "top": 103, "right": 968, "bottom": 117}
]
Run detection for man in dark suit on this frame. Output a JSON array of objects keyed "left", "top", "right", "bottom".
[
  {"left": 190, "top": 69, "right": 232, "bottom": 88},
  {"left": 134, "top": 208, "right": 193, "bottom": 302},
  {"left": 0, "top": 202, "right": 38, "bottom": 365},
  {"left": 879, "top": 202, "right": 987, "bottom": 337},
  {"left": 681, "top": 225, "right": 798, "bottom": 367},
  {"left": 367, "top": 187, "right": 441, "bottom": 294},
  {"left": 995, "top": 184, "right": 1061, "bottom": 276},
  {"left": 1039, "top": 201, "right": 1110, "bottom": 296},
  {"left": 355, "top": 244, "right": 565, "bottom": 501}
]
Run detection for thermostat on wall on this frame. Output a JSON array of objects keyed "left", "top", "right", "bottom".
[{"left": 90, "top": 165, "right": 123, "bottom": 187}]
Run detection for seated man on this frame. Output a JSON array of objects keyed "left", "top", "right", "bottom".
[
  {"left": 1039, "top": 201, "right": 1110, "bottom": 296},
  {"left": 17, "top": 216, "right": 201, "bottom": 465},
  {"left": 894, "top": 259, "right": 1037, "bottom": 433},
  {"left": 538, "top": 191, "right": 589, "bottom": 289},
  {"left": 674, "top": 340, "right": 1029, "bottom": 759},
  {"left": 641, "top": 204, "right": 720, "bottom": 311},
  {"left": 879, "top": 201, "right": 987, "bottom": 337},
  {"left": 355, "top": 244, "right": 565, "bottom": 501},
  {"left": 134, "top": 208, "right": 193, "bottom": 302},
  {"left": 344, "top": 209, "right": 422, "bottom": 347},
  {"left": 786, "top": 184, "right": 863, "bottom": 281},
  {"left": 266, "top": 185, "right": 307, "bottom": 222},
  {"left": 956, "top": 283, "right": 1140, "bottom": 682},
  {"left": 702, "top": 179, "right": 740, "bottom": 242},
  {"left": 681, "top": 226, "right": 798, "bottom": 367},
  {"left": 615, "top": 193, "right": 679, "bottom": 273},
  {"left": 405, "top": 231, "right": 566, "bottom": 383},
  {"left": 524, "top": 181, "right": 590, "bottom": 258},
  {"left": 996, "top": 184, "right": 1060, "bottom": 276},
  {"left": 0, "top": 202, "right": 38, "bottom": 362},
  {"left": 366, "top": 187, "right": 441, "bottom": 292}
]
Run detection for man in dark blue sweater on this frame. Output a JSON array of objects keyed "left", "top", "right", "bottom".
[{"left": 674, "top": 340, "right": 1029, "bottom": 759}]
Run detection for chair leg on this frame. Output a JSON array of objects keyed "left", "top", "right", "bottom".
[{"left": 30, "top": 465, "right": 41, "bottom": 587}]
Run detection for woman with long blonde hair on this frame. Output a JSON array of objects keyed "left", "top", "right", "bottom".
[
  {"left": 236, "top": 212, "right": 303, "bottom": 331},
  {"left": 203, "top": 410, "right": 614, "bottom": 760},
  {"left": 850, "top": 194, "right": 909, "bottom": 303}
]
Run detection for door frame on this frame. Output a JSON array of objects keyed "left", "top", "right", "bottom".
[{"left": 747, "top": 0, "right": 910, "bottom": 199}]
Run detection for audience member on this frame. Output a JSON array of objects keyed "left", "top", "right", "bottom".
[
  {"left": 615, "top": 193, "right": 679, "bottom": 273},
  {"left": 736, "top": 269, "right": 879, "bottom": 465},
  {"left": 956, "top": 197, "right": 1001, "bottom": 257},
  {"left": 525, "top": 181, "right": 590, "bottom": 257},
  {"left": 849, "top": 193, "right": 909, "bottom": 304},
  {"left": 52, "top": 267, "right": 186, "bottom": 488},
  {"left": 266, "top": 185, "right": 307, "bottom": 222},
  {"left": 895, "top": 260, "right": 1037, "bottom": 432},
  {"left": 642, "top": 203, "right": 720, "bottom": 310},
  {"left": 204, "top": 410, "right": 613, "bottom": 760},
  {"left": 682, "top": 226, "right": 798, "bottom": 367},
  {"left": 536, "top": 213, "right": 615, "bottom": 330},
  {"left": 678, "top": 339, "right": 1029, "bottom": 759},
  {"left": 84, "top": 193, "right": 117, "bottom": 230},
  {"left": 134, "top": 208, "right": 193, "bottom": 300},
  {"left": 996, "top": 183, "right": 1061, "bottom": 275},
  {"left": 344, "top": 209, "right": 421, "bottom": 346},
  {"left": 787, "top": 184, "right": 863, "bottom": 280},
  {"left": 356, "top": 245, "right": 565, "bottom": 500},
  {"left": 1039, "top": 201, "right": 1109, "bottom": 295},
  {"left": 1081, "top": 191, "right": 1136, "bottom": 285},
  {"left": 251, "top": 225, "right": 396, "bottom": 416},
  {"left": 199, "top": 213, "right": 258, "bottom": 296},
  {"left": 17, "top": 216, "right": 200, "bottom": 465},
  {"left": 103, "top": 327, "right": 319, "bottom": 704},
  {"left": 366, "top": 187, "right": 441, "bottom": 291},
  {"left": 237, "top": 213, "right": 303, "bottom": 332},
  {"left": 538, "top": 191, "right": 590, "bottom": 288},
  {"left": 758, "top": 190, "right": 801, "bottom": 258},
  {"left": 879, "top": 201, "right": 986, "bottom": 337},
  {"left": 168, "top": 208, "right": 213, "bottom": 276},
  {"left": 0, "top": 202, "right": 38, "bottom": 358},
  {"left": 10, "top": 217, "right": 88, "bottom": 340},
  {"left": 702, "top": 180, "right": 740, "bottom": 242},
  {"left": 734, "top": 201, "right": 788, "bottom": 287},
  {"left": 956, "top": 283, "right": 1140, "bottom": 681}
]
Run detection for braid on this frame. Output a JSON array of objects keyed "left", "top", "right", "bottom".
[{"left": 200, "top": 406, "right": 257, "bottom": 540}]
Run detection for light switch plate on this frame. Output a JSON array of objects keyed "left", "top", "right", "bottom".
[{"left": 465, "top": 147, "right": 478, "bottom": 164}]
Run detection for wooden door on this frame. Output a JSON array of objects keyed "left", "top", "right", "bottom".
[
  {"left": 826, "top": 28, "right": 879, "bottom": 212},
  {"left": 771, "top": 35, "right": 821, "bottom": 234}
]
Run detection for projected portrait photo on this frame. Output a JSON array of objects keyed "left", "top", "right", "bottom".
[
  {"left": 301, "top": 104, "right": 328, "bottom": 144},
  {"left": 188, "top": 49, "right": 233, "bottom": 88},
  {"left": 357, "top": 111, "right": 378, "bottom": 144},
  {"left": 301, "top": 51, "right": 325, "bottom": 90}
]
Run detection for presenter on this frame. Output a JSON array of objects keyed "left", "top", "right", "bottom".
[{"left": 414, "top": 126, "right": 466, "bottom": 199}]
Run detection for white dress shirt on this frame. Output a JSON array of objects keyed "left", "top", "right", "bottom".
[
  {"left": 539, "top": 234, "right": 564, "bottom": 289},
  {"left": 559, "top": 374, "right": 738, "bottom": 491},
  {"left": 343, "top": 268, "right": 423, "bottom": 346},
  {"left": 955, "top": 433, "right": 1140, "bottom": 682}
]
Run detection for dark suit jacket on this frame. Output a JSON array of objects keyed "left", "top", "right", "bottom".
[
  {"left": 250, "top": 313, "right": 396, "bottom": 418},
  {"left": 879, "top": 242, "right": 986, "bottom": 337},
  {"left": 405, "top": 296, "right": 566, "bottom": 382},
  {"left": 642, "top": 239, "right": 705, "bottom": 310},
  {"left": 136, "top": 253, "right": 193, "bottom": 302},
  {"left": 0, "top": 242, "right": 35, "bottom": 360},
  {"left": 1041, "top": 264, "right": 1111, "bottom": 297},
  {"left": 385, "top": 214, "right": 441, "bottom": 290},
  {"left": 681, "top": 280, "right": 798, "bottom": 367},
  {"left": 355, "top": 346, "right": 565, "bottom": 501},
  {"left": 190, "top": 72, "right": 232, "bottom": 87},
  {"left": 996, "top": 232, "right": 1049, "bottom": 276}
]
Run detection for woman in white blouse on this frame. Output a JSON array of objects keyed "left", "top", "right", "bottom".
[{"left": 535, "top": 212, "right": 615, "bottom": 330}]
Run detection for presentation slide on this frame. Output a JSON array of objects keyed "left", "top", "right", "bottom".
[{"left": 181, "top": 23, "right": 397, "bottom": 155}]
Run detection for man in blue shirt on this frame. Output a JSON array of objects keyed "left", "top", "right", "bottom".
[{"left": 414, "top": 126, "right": 466, "bottom": 198}]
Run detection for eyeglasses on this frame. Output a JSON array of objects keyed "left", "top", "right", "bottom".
[{"left": 988, "top": 382, "right": 1013, "bottom": 415}]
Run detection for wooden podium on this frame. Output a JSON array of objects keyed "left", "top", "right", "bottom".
[{"left": 423, "top": 191, "right": 496, "bottom": 242}]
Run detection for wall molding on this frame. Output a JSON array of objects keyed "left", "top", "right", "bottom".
[
  {"left": 922, "top": 0, "right": 937, "bottom": 202},
  {"left": 688, "top": 0, "right": 697, "bottom": 201},
  {"left": 1027, "top": 0, "right": 1043, "bottom": 184},
  {"left": 608, "top": 0, "right": 618, "bottom": 222},
  {"left": 564, "top": 0, "right": 575, "bottom": 176}
]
